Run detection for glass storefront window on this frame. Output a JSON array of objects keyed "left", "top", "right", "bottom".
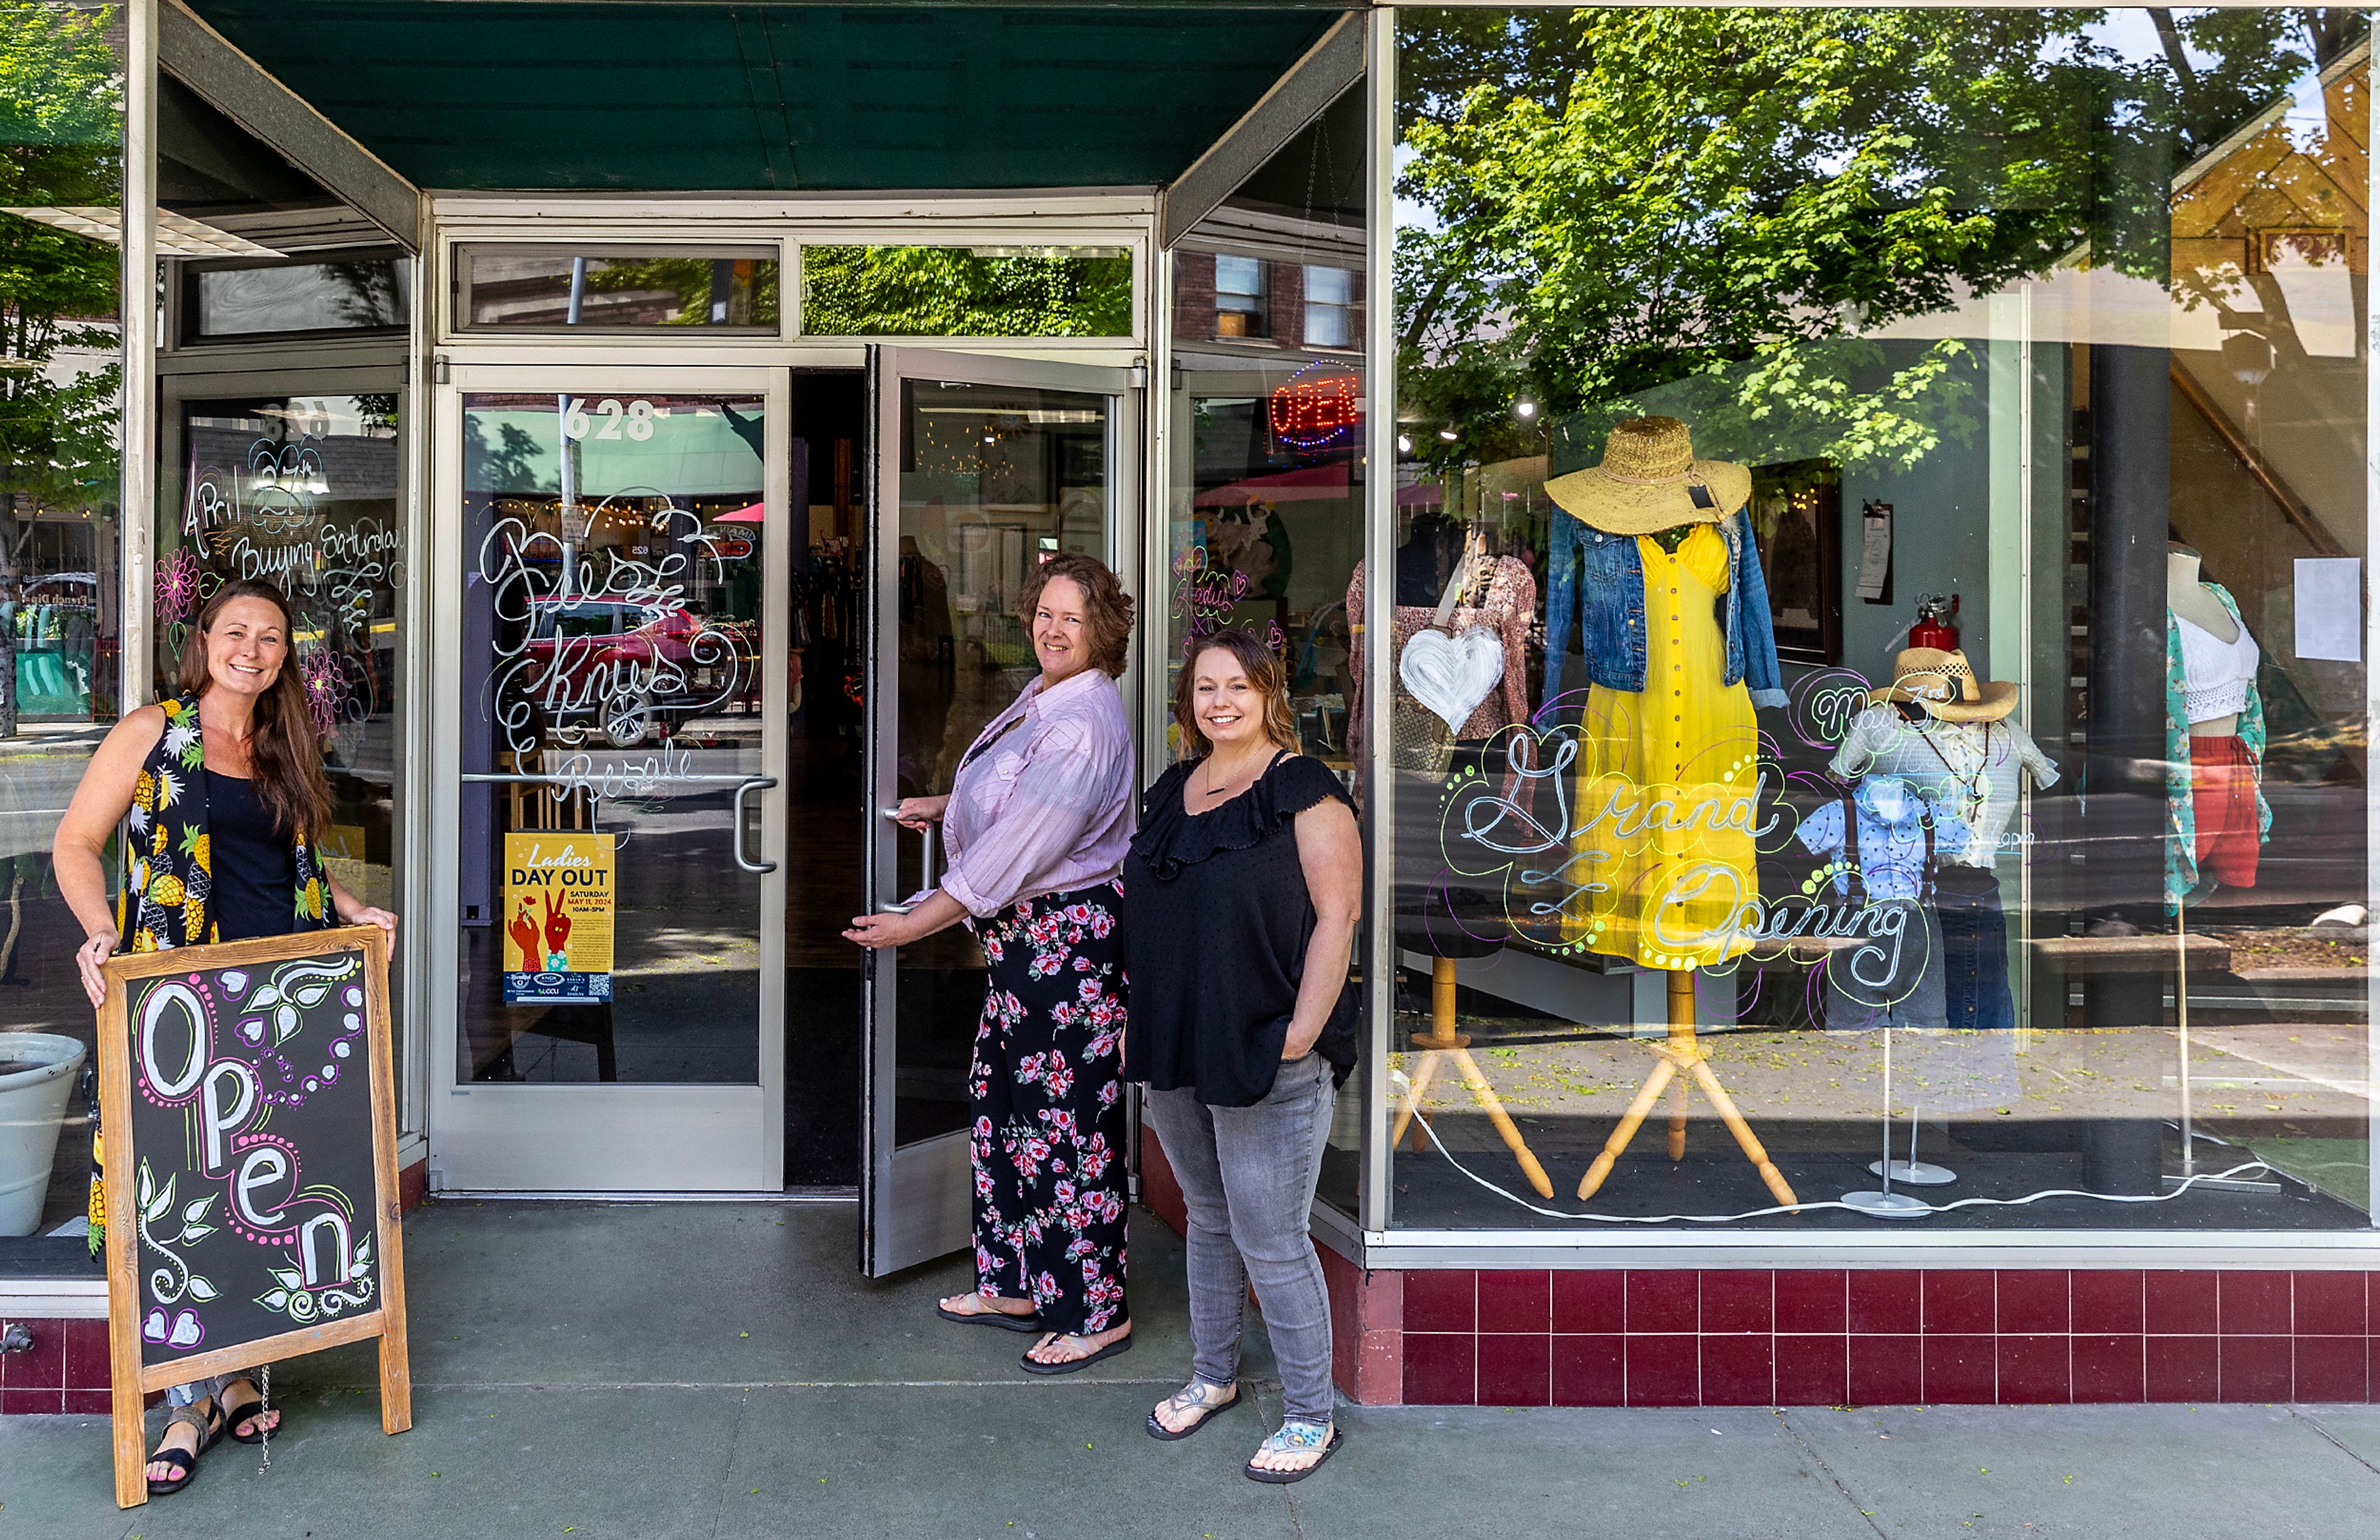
[
  {"left": 454, "top": 246, "right": 780, "bottom": 332},
  {"left": 1385, "top": 6, "right": 2373, "bottom": 1233},
  {"left": 183, "top": 248, "right": 410, "bottom": 341},
  {"left": 0, "top": 0, "right": 120, "bottom": 1252},
  {"left": 1168, "top": 85, "right": 1367, "bottom": 1215},
  {"left": 799, "top": 244, "right": 1132, "bottom": 338}
]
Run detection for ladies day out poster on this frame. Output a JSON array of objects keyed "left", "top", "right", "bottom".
[{"left": 502, "top": 832, "right": 616, "bottom": 1003}]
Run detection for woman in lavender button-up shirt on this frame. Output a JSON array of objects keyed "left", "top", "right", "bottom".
[{"left": 845, "top": 554, "right": 1139, "bottom": 1375}]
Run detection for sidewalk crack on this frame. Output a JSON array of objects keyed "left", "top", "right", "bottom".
[
  {"left": 2293, "top": 1407, "right": 2380, "bottom": 1477},
  {"left": 708, "top": 1388, "right": 751, "bottom": 1540},
  {"left": 1774, "top": 1409, "right": 1887, "bottom": 1538}
]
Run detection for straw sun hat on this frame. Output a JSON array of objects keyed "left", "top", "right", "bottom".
[
  {"left": 1867, "top": 647, "right": 2019, "bottom": 723},
  {"left": 1543, "top": 416, "right": 1753, "bottom": 537}
]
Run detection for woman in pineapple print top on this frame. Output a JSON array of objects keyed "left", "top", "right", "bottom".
[{"left": 53, "top": 578, "right": 397, "bottom": 1497}]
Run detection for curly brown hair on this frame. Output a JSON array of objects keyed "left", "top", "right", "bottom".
[
  {"left": 1173, "top": 628, "right": 1301, "bottom": 760},
  {"left": 1016, "top": 553, "right": 1134, "bottom": 677}
]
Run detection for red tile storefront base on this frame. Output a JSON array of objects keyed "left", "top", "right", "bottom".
[
  {"left": 1126, "top": 1125, "right": 2380, "bottom": 1412},
  {"left": 1361, "top": 1270, "right": 2380, "bottom": 1408},
  {"left": 1, "top": 1315, "right": 112, "bottom": 1417}
]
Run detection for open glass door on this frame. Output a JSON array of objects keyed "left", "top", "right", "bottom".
[
  {"left": 431, "top": 367, "right": 790, "bottom": 1190},
  {"left": 863, "top": 348, "right": 1137, "bottom": 1275}
]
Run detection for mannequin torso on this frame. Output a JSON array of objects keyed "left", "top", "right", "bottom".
[{"left": 2167, "top": 548, "right": 2241, "bottom": 737}]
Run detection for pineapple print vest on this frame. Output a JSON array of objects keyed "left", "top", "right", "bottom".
[{"left": 117, "top": 691, "right": 332, "bottom": 950}]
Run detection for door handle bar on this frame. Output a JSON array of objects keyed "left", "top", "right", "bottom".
[
  {"left": 733, "top": 776, "right": 778, "bottom": 873},
  {"left": 878, "top": 806, "right": 938, "bottom": 913}
]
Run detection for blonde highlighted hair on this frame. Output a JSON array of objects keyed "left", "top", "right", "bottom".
[{"left": 1174, "top": 628, "right": 1300, "bottom": 760}]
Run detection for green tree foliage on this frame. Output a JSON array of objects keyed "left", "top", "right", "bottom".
[
  {"left": 0, "top": 0, "right": 120, "bottom": 511},
  {"left": 1395, "top": 6, "right": 2363, "bottom": 473},
  {"left": 801, "top": 245, "right": 1131, "bottom": 337}
]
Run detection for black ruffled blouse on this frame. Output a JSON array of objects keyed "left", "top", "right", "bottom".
[{"left": 1122, "top": 753, "right": 1359, "bottom": 1107}]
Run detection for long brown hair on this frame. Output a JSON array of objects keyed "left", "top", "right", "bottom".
[
  {"left": 175, "top": 578, "right": 332, "bottom": 843},
  {"left": 1173, "top": 628, "right": 1300, "bottom": 760}
]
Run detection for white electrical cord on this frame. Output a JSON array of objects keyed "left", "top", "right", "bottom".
[{"left": 1393, "top": 1073, "right": 2279, "bottom": 1224}]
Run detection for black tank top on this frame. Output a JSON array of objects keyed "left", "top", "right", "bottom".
[
  {"left": 1122, "top": 754, "right": 1359, "bottom": 1107},
  {"left": 203, "top": 768, "right": 299, "bottom": 941}
]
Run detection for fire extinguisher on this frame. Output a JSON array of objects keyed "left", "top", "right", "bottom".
[{"left": 1910, "top": 592, "right": 1960, "bottom": 651}]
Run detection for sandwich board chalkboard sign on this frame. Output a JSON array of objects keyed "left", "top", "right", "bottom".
[{"left": 97, "top": 925, "right": 410, "bottom": 1508}]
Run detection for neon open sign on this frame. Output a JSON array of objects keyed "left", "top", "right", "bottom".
[{"left": 1269, "top": 366, "right": 1359, "bottom": 449}]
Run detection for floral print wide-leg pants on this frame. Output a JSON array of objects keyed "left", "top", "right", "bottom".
[{"left": 967, "top": 881, "right": 1129, "bottom": 1337}]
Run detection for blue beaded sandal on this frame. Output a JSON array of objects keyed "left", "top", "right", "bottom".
[
  {"left": 1147, "top": 1378, "right": 1239, "bottom": 1441},
  {"left": 1244, "top": 1418, "right": 1342, "bottom": 1484}
]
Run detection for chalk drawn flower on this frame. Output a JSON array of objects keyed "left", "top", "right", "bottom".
[
  {"left": 300, "top": 648, "right": 347, "bottom": 737},
  {"left": 154, "top": 547, "right": 201, "bottom": 622}
]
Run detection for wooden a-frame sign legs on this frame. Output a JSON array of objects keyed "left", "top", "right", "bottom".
[{"left": 99, "top": 926, "right": 412, "bottom": 1509}]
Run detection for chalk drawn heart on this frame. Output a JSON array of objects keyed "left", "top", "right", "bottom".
[
  {"left": 1398, "top": 627, "right": 1506, "bottom": 735},
  {"left": 141, "top": 1307, "right": 169, "bottom": 1344},
  {"left": 238, "top": 1016, "right": 267, "bottom": 1045},
  {"left": 167, "top": 1310, "right": 205, "bottom": 1349},
  {"left": 219, "top": 969, "right": 249, "bottom": 999}
]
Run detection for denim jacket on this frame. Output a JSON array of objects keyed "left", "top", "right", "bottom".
[{"left": 1541, "top": 506, "right": 1789, "bottom": 710}]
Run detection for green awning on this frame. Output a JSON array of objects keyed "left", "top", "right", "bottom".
[{"left": 187, "top": 2, "right": 1351, "bottom": 192}]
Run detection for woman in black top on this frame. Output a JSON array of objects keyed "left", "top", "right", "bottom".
[
  {"left": 1124, "top": 628, "right": 1360, "bottom": 1484},
  {"left": 54, "top": 579, "right": 397, "bottom": 1495}
]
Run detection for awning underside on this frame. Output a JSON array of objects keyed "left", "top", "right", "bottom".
[{"left": 183, "top": 2, "right": 1349, "bottom": 193}]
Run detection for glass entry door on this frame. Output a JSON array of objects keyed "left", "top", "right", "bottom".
[
  {"left": 863, "top": 348, "right": 1136, "bottom": 1275},
  {"left": 430, "top": 367, "right": 790, "bottom": 1190}
]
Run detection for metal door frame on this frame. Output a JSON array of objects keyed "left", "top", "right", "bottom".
[
  {"left": 426, "top": 363, "right": 791, "bottom": 1192},
  {"left": 862, "top": 345, "right": 1140, "bottom": 1275}
]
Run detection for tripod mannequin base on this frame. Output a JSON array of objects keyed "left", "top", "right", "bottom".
[
  {"left": 1575, "top": 968, "right": 1797, "bottom": 1209},
  {"left": 1871, "top": 1159, "right": 1957, "bottom": 1186}
]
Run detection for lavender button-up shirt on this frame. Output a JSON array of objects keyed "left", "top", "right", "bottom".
[{"left": 941, "top": 668, "right": 1135, "bottom": 918}]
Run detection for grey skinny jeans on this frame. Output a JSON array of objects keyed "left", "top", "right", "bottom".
[{"left": 1143, "top": 1050, "right": 1338, "bottom": 1423}]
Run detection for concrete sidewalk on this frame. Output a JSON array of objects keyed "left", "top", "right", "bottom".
[{"left": 4, "top": 1203, "right": 2377, "bottom": 1539}]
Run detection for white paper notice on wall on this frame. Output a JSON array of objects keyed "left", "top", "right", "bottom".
[
  {"left": 1856, "top": 503, "right": 1893, "bottom": 603},
  {"left": 2294, "top": 557, "right": 2363, "bottom": 661}
]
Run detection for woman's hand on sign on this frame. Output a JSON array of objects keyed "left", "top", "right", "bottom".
[
  {"left": 892, "top": 795, "right": 948, "bottom": 831},
  {"left": 74, "top": 928, "right": 117, "bottom": 1010},
  {"left": 330, "top": 875, "right": 399, "bottom": 937}
]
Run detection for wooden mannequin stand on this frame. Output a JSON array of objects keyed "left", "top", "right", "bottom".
[
  {"left": 1576, "top": 968, "right": 1799, "bottom": 1208},
  {"left": 1391, "top": 955, "right": 1556, "bottom": 1199}
]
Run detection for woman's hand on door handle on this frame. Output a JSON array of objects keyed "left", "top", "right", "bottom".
[
  {"left": 891, "top": 796, "right": 948, "bottom": 830},
  {"left": 846, "top": 886, "right": 967, "bottom": 950}
]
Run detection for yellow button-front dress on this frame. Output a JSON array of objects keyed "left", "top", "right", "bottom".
[{"left": 1562, "top": 523, "right": 1762, "bottom": 967}]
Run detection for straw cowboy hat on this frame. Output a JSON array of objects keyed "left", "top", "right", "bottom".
[
  {"left": 1543, "top": 416, "right": 1753, "bottom": 537},
  {"left": 1867, "top": 647, "right": 2019, "bottom": 723}
]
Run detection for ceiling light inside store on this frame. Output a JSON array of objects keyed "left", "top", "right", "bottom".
[
  {"left": 1396, "top": 434, "right": 1413, "bottom": 454},
  {"left": 0, "top": 206, "right": 283, "bottom": 259},
  {"left": 1437, "top": 429, "right": 1458, "bottom": 442}
]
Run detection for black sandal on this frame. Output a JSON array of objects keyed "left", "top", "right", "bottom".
[
  {"left": 221, "top": 1384, "right": 281, "bottom": 1446},
  {"left": 146, "top": 1400, "right": 224, "bottom": 1497},
  {"left": 935, "top": 1296, "right": 1043, "bottom": 1334},
  {"left": 1020, "top": 1330, "right": 1134, "bottom": 1376},
  {"left": 1147, "top": 1379, "right": 1239, "bottom": 1441}
]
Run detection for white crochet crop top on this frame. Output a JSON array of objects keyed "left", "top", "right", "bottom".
[{"left": 2174, "top": 609, "right": 2260, "bottom": 724}]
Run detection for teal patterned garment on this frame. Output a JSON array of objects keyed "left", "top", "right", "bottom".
[{"left": 2164, "top": 582, "right": 2270, "bottom": 912}]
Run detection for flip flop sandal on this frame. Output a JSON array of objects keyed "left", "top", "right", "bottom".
[
  {"left": 1020, "top": 1332, "right": 1134, "bottom": 1376},
  {"left": 1147, "top": 1381, "right": 1239, "bottom": 1441},
  {"left": 146, "top": 1402, "right": 224, "bottom": 1497},
  {"left": 1244, "top": 1423, "right": 1343, "bottom": 1485},
  {"left": 221, "top": 1392, "right": 282, "bottom": 1446},
  {"left": 936, "top": 1298, "right": 1043, "bottom": 1334}
]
